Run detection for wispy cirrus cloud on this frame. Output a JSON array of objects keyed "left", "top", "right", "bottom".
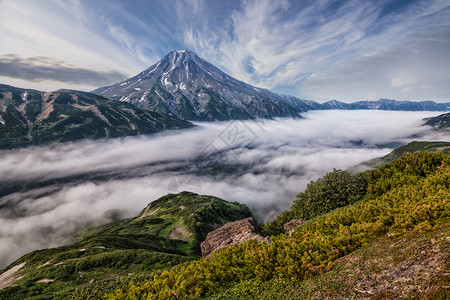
[
  {"left": 182, "top": 0, "right": 450, "bottom": 101},
  {"left": 0, "top": 54, "right": 127, "bottom": 87},
  {"left": 304, "top": 26, "right": 450, "bottom": 101},
  {"left": 1, "top": 0, "right": 450, "bottom": 100}
]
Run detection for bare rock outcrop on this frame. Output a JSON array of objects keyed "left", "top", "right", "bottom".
[
  {"left": 283, "top": 218, "right": 306, "bottom": 235},
  {"left": 200, "top": 217, "right": 269, "bottom": 257}
]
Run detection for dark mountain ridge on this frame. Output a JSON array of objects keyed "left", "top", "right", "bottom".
[
  {"left": 0, "top": 84, "right": 192, "bottom": 149},
  {"left": 423, "top": 111, "right": 450, "bottom": 130}
]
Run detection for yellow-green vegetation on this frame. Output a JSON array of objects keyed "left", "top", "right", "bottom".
[
  {"left": 107, "top": 152, "right": 449, "bottom": 299},
  {"left": 0, "top": 192, "right": 252, "bottom": 299},
  {"left": 208, "top": 222, "right": 450, "bottom": 299}
]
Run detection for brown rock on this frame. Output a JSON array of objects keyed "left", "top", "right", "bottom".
[
  {"left": 283, "top": 219, "right": 306, "bottom": 234},
  {"left": 201, "top": 217, "right": 269, "bottom": 257}
]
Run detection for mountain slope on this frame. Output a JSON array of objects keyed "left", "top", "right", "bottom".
[
  {"left": 93, "top": 49, "right": 318, "bottom": 121},
  {"left": 423, "top": 112, "right": 450, "bottom": 130},
  {"left": 0, "top": 192, "right": 252, "bottom": 299},
  {"left": 211, "top": 222, "right": 449, "bottom": 299},
  {"left": 357, "top": 141, "right": 450, "bottom": 170},
  {"left": 106, "top": 152, "right": 450, "bottom": 299},
  {"left": 0, "top": 84, "right": 192, "bottom": 149}
]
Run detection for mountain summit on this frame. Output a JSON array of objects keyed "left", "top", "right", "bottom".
[{"left": 93, "top": 49, "right": 319, "bottom": 121}]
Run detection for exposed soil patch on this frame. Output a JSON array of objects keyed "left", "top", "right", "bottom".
[
  {"left": 0, "top": 262, "right": 26, "bottom": 290},
  {"left": 37, "top": 92, "right": 56, "bottom": 121},
  {"left": 36, "top": 279, "right": 54, "bottom": 284},
  {"left": 17, "top": 92, "right": 31, "bottom": 124},
  {"left": 168, "top": 225, "right": 192, "bottom": 242},
  {"left": 72, "top": 103, "right": 112, "bottom": 126},
  {"left": 37, "top": 260, "right": 52, "bottom": 269},
  {"left": 138, "top": 207, "right": 159, "bottom": 220}
]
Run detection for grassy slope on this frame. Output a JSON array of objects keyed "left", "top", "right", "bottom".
[
  {"left": 209, "top": 222, "right": 449, "bottom": 299},
  {"left": 0, "top": 192, "right": 252, "bottom": 299},
  {"left": 106, "top": 152, "right": 449, "bottom": 299},
  {"left": 0, "top": 84, "right": 192, "bottom": 149},
  {"left": 361, "top": 141, "right": 450, "bottom": 169}
]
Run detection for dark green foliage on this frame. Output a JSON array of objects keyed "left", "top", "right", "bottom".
[
  {"left": 292, "top": 169, "right": 368, "bottom": 219},
  {"left": 135, "top": 192, "right": 253, "bottom": 254},
  {"left": 264, "top": 169, "right": 368, "bottom": 235}
]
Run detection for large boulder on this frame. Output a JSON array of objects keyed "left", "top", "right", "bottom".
[{"left": 200, "top": 217, "right": 269, "bottom": 257}]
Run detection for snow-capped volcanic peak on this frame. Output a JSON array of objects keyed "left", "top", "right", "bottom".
[{"left": 92, "top": 49, "right": 315, "bottom": 121}]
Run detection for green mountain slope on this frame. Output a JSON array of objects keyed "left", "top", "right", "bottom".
[
  {"left": 0, "top": 84, "right": 192, "bottom": 149},
  {"left": 210, "top": 223, "right": 449, "bottom": 299},
  {"left": 0, "top": 192, "right": 252, "bottom": 299},
  {"left": 361, "top": 141, "right": 450, "bottom": 169},
  {"left": 1, "top": 152, "right": 448, "bottom": 299},
  {"left": 106, "top": 152, "right": 449, "bottom": 299}
]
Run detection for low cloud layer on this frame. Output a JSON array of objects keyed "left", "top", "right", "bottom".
[
  {"left": 0, "top": 110, "right": 447, "bottom": 267},
  {"left": 0, "top": 54, "right": 127, "bottom": 87}
]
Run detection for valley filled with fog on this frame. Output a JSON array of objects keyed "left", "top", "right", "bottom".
[{"left": 0, "top": 110, "right": 448, "bottom": 268}]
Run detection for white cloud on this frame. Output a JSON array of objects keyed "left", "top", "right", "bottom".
[
  {"left": 0, "top": 0, "right": 152, "bottom": 90},
  {"left": 1, "top": 0, "right": 450, "bottom": 99},
  {"left": 183, "top": 0, "right": 450, "bottom": 101},
  {"left": 304, "top": 27, "right": 450, "bottom": 101},
  {"left": 0, "top": 110, "right": 446, "bottom": 267}
]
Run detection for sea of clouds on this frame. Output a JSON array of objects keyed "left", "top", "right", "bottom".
[{"left": 0, "top": 110, "right": 448, "bottom": 268}]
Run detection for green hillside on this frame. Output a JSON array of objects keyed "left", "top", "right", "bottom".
[
  {"left": 0, "top": 192, "right": 252, "bottom": 299},
  {"left": 360, "top": 140, "right": 450, "bottom": 169},
  {"left": 0, "top": 84, "right": 192, "bottom": 149},
  {"left": 106, "top": 152, "right": 449, "bottom": 299}
]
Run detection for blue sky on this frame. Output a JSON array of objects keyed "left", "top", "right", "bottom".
[{"left": 1, "top": 0, "right": 449, "bottom": 102}]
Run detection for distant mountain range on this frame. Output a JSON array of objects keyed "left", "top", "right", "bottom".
[
  {"left": 322, "top": 99, "right": 450, "bottom": 111},
  {"left": 0, "top": 84, "right": 192, "bottom": 149},
  {"left": 93, "top": 49, "right": 450, "bottom": 121}
]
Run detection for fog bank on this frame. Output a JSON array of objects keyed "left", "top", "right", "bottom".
[{"left": 0, "top": 110, "right": 447, "bottom": 268}]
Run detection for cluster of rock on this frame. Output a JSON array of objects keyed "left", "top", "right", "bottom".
[
  {"left": 200, "top": 217, "right": 269, "bottom": 257},
  {"left": 200, "top": 217, "right": 307, "bottom": 257}
]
